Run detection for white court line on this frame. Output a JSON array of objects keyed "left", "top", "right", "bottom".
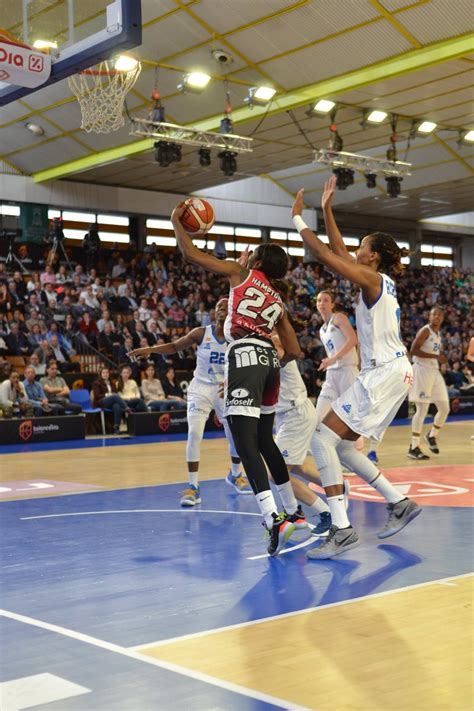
[
  {"left": 20, "top": 509, "right": 261, "bottom": 521},
  {"left": 248, "top": 534, "right": 316, "bottom": 560},
  {"left": 0, "top": 608, "right": 312, "bottom": 711},
  {"left": 131, "top": 572, "right": 473, "bottom": 650}
]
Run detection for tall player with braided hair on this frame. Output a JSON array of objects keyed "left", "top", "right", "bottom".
[
  {"left": 171, "top": 204, "right": 306, "bottom": 556},
  {"left": 292, "top": 175, "right": 421, "bottom": 559}
]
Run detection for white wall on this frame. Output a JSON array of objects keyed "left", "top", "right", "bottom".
[{"left": 0, "top": 174, "right": 316, "bottom": 231}]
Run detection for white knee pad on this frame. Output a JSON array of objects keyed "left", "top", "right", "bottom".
[
  {"left": 186, "top": 415, "right": 207, "bottom": 462},
  {"left": 223, "top": 419, "right": 239, "bottom": 459},
  {"left": 411, "top": 402, "right": 430, "bottom": 433},
  {"left": 310, "top": 423, "right": 343, "bottom": 488},
  {"left": 336, "top": 440, "right": 379, "bottom": 484},
  {"left": 433, "top": 400, "right": 449, "bottom": 428}
]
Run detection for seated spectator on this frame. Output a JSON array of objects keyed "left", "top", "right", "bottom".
[
  {"left": 40, "top": 360, "right": 82, "bottom": 414},
  {"left": 28, "top": 323, "right": 45, "bottom": 350},
  {"left": 97, "top": 309, "right": 115, "bottom": 333},
  {"left": 5, "top": 321, "right": 31, "bottom": 357},
  {"left": 138, "top": 298, "right": 151, "bottom": 323},
  {"left": 167, "top": 301, "right": 186, "bottom": 328},
  {"left": 116, "top": 365, "right": 147, "bottom": 412},
  {"left": 23, "top": 365, "right": 63, "bottom": 416},
  {"left": 7, "top": 281, "right": 23, "bottom": 312},
  {"left": 92, "top": 367, "right": 128, "bottom": 434},
  {"left": 444, "top": 361, "right": 464, "bottom": 396},
  {"left": 117, "top": 287, "right": 138, "bottom": 313},
  {"left": 194, "top": 301, "right": 211, "bottom": 327},
  {"left": 42, "top": 282, "right": 57, "bottom": 305},
  {"left": 77, "top": 312, "right": 98, "bottom": 348},
  {"left": 111, "top": 257, "right": 127, "bottom": 279},
  {"left": 80, "top": 284, "right": 100, "bottom": 313},
  {"left": 161, "top": 366, "right": 186, "bottom": 407},
  {"left": 98, "top": 323, "right": 123, "bottom": 362},
  {"left": 40, "top": 264, "right": 57, "bottom": 287},
  {"left": 141, "top": 364, "right": 179, "bottom": 411},
  {"left": 28, "top": 351, "right": 46, "bottom": 376},
  {"left": 460, "top": 364, "right": 474, "bottom": 392},
  {"left": 55, "top": 265, "right": 68, "bottom": 285},
  {"left": 48, "top": 334, "right": 80, "bottom": 373},
  {"left": 0, "top": 370, "right": 34, "bottom": 418},
  {"left": 34, "top": 339, "right": 54, "bottom": 369}
]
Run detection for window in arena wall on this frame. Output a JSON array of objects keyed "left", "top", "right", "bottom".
[
  {"left": 62, "top": 229, "right": 86, "bottom": 240},
  {"left": 62, "top": 211, "right": 96, "bottom": 223},
  {"left": 225, "top": 241, "right": 235, "bottom": 252},
  {"left": 270, "top": 230, "right": 287, "bottom": 241},
  {"left": 288, "top": 246, "right": 305, "bottom": 257},
  {"left": 146, "top": 236, "right": 177, "bottom": 247},
  {"left": 98, "top": 214, "right": 129, "bottom": 226},
  {"left": 396, "top": 241, "right": 410, "bottom": 250},
  {"left": 343, "top": 237, "right": 359, "bottom": 247},
  {"left": 421, "top": 257, "right": 453, "bottom": 267},
  {"left": 98, "top": 231, "right": 129, "bottom": 244},
  {"left": 401, "top": 256, "right": 410, "bottom": 265},
  {"left": 192, "top": 239, "right": 206, "bottom": 249},
  {"left": 318, "top": 234, "right": 330, "bottom": 244},
  {"left": 146, "top": 218, "right": 173, "bottom": 230},
  {"left": 421, "top": 243, "right": 453, "bottom": 254},
  {"left": 209, "top": 224, "right": 234, "bottom": 235},
  {"left": 288, "top": 231, "right": 303, "bottom": 243},
  {"left": 48, "top": 209, "right": 61, "bottom": 219},
  {"left": 1, "top": 204, "right": 20, "bottom": 216},
  {"left": 235, "top": 227, "right": 262, "bottom": 238}
]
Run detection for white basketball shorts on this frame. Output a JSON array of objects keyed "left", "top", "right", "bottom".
[
  {"left": 409, "top": 363, "right": 449, "bottom": 403},
  {"left": 274, "top": 399, "right": 317, "bottom": 466},
  {"left": 332, "top": 356, "right": 413, "bottom": 442},
  {"left": 187, "top": 379, "right": 224, "bottom": 420}
]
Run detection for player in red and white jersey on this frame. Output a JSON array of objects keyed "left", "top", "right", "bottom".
[{"left": 171, "top": 205, "right": 305, "bottom": 556}]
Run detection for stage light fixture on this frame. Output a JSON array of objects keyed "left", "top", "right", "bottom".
[
  {"left": 154, "top": 141, "right": 181, "bottom": 167},
  {"left": 386, "top": 175, "right": 402, "bottom": 198},
  {"left": 177, "top": 71, "right": 211, "bottom": 93},
  {"left": 244, "top": 86, "right": 276, "bottom": 107},
  {"left": 333, "top": 167, "right": 354, "bottom": 190},
  {"left": 220, "top": 116, "right": 234, "bottom": 134},
  {"left": 417, "top": 121, "right": 437, "bottom": 134},
  {"left": 219, "top": 150, "right": 237, "bottom": 176},
  {"left": 367, "top": 110, "right": 388, "bottom": 123},
  {"left": 33, "top": 39, "right": 58, "bottom": 50},
  {"left": 463, "top": 130, "right": 474, "bottom": 142},
  {"left": 312, "top": 99, "right": 335, "bottom": 113},
  {"left": 365, "top": 172, "right": 377, "bottom": 188},
  {"left": 198, "top": 147, "right": 211, "bottom": 167}
]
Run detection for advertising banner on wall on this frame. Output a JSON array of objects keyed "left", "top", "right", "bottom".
[{"left": 0, "top": 415, "right": 85, "bottom": 445}]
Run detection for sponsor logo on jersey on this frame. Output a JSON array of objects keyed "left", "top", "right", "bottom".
[
  {"left": 342, "top": 403, "right": 352, "bottom": 414},
  {"left": 418, "top": 390, "right": 426, "bottom": 399},
  {"left": 231, "top": 388, "right": 250, "bottom": 398},
  {"left": 281, "top": 449, "right": 289, "bottom": 457},
  {"left": 226, "top": 397, "right": 254, "bottom": 407}
]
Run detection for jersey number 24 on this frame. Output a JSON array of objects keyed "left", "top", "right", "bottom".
[{"left": 236, "top": 286, "right": 282, "bottom": 329}]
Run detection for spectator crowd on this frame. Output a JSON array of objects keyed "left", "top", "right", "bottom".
[{"left": 0, "top": 246, "right": 472, "bottom": 423}]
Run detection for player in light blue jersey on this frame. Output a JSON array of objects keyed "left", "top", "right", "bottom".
[
  {"left": 130, "top": 299, "right": 251, "bottom": 505},
  {"left": 291, "top": 176, "right": 421, "bottom": 559}
]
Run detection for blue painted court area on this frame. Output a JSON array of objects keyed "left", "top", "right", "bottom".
[{"left": 1, "top": 480, "right": 472, "bottom": 709}]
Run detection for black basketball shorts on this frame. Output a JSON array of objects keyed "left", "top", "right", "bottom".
[{"left": 224, "top": 337, "right": 280, "bottom": 418}]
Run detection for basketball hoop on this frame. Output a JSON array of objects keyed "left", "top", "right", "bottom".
[{"left": 68, "top": 58, "right": 141, "bottom": 133}]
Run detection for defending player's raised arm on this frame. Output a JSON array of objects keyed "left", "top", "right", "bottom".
[
  {"left": 292, "top": 188, "right": 379, "bottom": 294},
  {"left": 275, "top": 311, "right": 301, "bottom": 364},
  {"left": 171, "top": 204, "right": 243, "bottom": 283},
  {"left": 129, "top": 327, "right": 205, "bottom": 359},
  {"left": 321, "top": 176, "right": 354, "bottom": 262}
]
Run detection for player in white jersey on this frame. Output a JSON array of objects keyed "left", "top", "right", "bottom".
[
  {"left": 273, "top": 340, "right": 352, "bottom": 536},
  {"left": 291, "top": 176, "right": 421, "bottom": 559},
  {"left": 129, "top": 299, "right": 251, "bottom": 505},
  {"left": 408, "top": 307, "right": 449, "bottom": 459}
]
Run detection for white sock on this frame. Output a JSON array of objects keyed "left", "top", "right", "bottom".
[
  {"left": 230, "top": 460, "right": 241, "bottom": 477},
  {"left": 307, "top": 497, "right": 330, "bottom": 515},
  {"left": 411, "top": 434, "right": 420, "bottom": 449},
  {"left": 277, "top": 481, "right": 298, "bottom": 515},
  {"left": 336, "top": 441, "right": 403, "bottom": 505},
  {"left": 369, "top": 437, "right": 379, "bottom": 452},
  {"left": 256, "top": 489, "right": 278, "bottom": 528},
  {"left": 370, "top": 473, "right": 404, "bottom": 504},
  {"left": 188, "top": 469, "right": 199, "bottom": 488},
  {"left": 327, "top": 495, "right": 350, "bottom": 528}
]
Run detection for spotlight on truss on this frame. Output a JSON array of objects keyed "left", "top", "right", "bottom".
[
  {"left": 198, "top": 147, "right": 211, "bottom": 167},
  {"left": 219, "top": 150, "right": 237, "bottom": 176},
  {"left": 333, "top": 167, "right": 354, "bottom": 190},
  {"left": 314, "top": 149, "right": 411, "bottom": 178},
  {"left": 365, "top": 172, "right": 377, "bottom": 188},
  {"left": 131, "top": 118, "right": 253, "bottom": 155},
  {"left": 386, "top": 175, "right": 402, "bottom": 198}
]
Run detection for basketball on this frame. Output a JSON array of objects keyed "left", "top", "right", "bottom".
[{"left": 179, "top": 198, "right": 215, "bottom": 236}]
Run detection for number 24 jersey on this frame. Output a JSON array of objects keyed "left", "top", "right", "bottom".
[{"left": 224, "top": 269, "right": 284, "bottom": 342}]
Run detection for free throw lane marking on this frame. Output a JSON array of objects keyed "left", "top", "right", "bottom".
[{"left": 0, "top": 673, "right": 90, "bottom": 709}]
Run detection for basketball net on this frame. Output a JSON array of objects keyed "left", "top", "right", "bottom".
[{"left": 68, "top": 59, "right": 141, "bottom": 133}]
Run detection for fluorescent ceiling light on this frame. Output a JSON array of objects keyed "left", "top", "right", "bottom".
[
  {"left": 463, "top": 129, "right": 474, "bottom": 142},
  {"left": 114, "top": 55, "right": 139, "bottom": 71},
  {"left": 367, "top": 110, "right": 387, "bottom": 123},
  {"left": 254, "top": 86, "right": 276, "bottom": 101},
  {"left": 417, "top": 121, "right": 437, "bottom": 133},
  {"left": 186, "top": 72, "right": 211, "bottom": 88},
  {"left": 313, "top": 99, "right": 335, "bottom": 113},
  {"left": 33, "top": 39, "right": 58, "bottom": 49}
]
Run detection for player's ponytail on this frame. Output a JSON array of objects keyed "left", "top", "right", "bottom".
[{"left": 369, "top": 232, "right": 410, "bottom": 275}]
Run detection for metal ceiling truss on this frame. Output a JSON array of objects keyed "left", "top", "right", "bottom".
[
  {"left": 130, "top": 117, "right": 253, "bottom": 153},
  {"left": 314, "top": 149, "right": 412, "bottom": 177}
]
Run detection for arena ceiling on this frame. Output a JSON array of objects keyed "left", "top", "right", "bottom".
[{"left": 1, "top": 0, "right": 473, "bottom": 221}]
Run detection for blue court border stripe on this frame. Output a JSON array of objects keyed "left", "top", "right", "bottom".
[{"left": 0, "top": 415, "right": 471, "bottom": 455}]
